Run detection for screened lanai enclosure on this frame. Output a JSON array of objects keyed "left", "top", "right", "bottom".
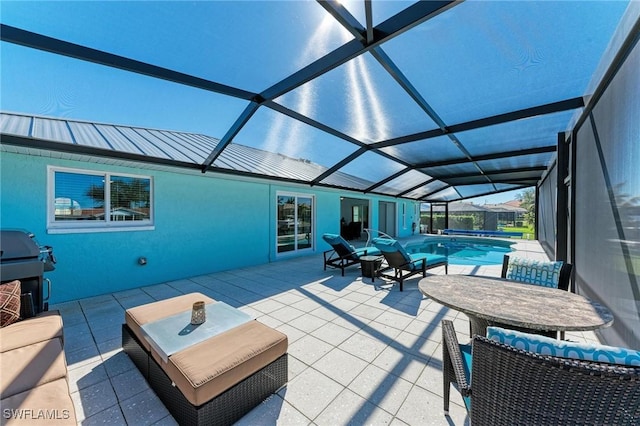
[{"left": 1, "top": 2, "right": 639, "bottom": 349}]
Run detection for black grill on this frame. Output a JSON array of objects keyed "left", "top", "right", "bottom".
[{"left": 0, "top": 229, "right": 56, "bottom": 316}]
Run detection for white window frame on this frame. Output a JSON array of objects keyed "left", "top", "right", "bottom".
[
  {"left": 47, "top": 166, "right": 154, "bottom": 234},
  {"left": 402, "top": 202, "right": 407, "bottom": 229}
]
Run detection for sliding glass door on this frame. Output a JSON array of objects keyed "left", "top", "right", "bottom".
[{"left": 277, "top": 193, "right": 314, "bottom": 254}]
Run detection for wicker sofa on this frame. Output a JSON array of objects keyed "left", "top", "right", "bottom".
[
  {"left": 0, "top": 307, "right": 77, "bottom": 425},
  {"left": 442, "top": 319, "right": 640, "bottom": 425}
]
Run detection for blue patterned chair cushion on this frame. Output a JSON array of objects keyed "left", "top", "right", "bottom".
[
  {"left": 506, "top": 257, "right": 563, "bottom": 288},
  {"left": 487, "top": 327, "right": 640, "bottom": 367}
]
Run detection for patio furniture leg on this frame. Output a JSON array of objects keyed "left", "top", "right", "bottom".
[{"left": 443, "top": 342, "right": 451, "bottom": 415}]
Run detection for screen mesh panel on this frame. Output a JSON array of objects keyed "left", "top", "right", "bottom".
[
  {"left": 574, "top": 41, "right": 640, "bottom": 349},
  {"left": 538, "top": 164, "right": 557, "bottom": 258}
]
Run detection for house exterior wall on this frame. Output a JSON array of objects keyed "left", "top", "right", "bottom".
[{"left": 0, "top": 151, "right": 420, "bottom": 303}]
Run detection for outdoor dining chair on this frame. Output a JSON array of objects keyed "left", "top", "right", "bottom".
[
  {"left": 502, "top": 254, "right": 573, "bottom": 338},
  {"left": 442, "top": 319, "right": 640, "bottom": 425},
  {"left": 501, "top": 254, "right": 573, "bottom": 291}
]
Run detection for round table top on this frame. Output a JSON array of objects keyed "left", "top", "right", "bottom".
[{"left": 419, "top": 275, "right": 614, "bottom": 332}]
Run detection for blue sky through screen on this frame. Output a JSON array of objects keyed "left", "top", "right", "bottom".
[{"left": 0, "top": 1, "right": 632, "bottom": 202}]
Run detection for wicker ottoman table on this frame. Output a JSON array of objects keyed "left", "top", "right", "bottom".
[{"left": 122, "top": 293, "right": 288, "bottom": 426}]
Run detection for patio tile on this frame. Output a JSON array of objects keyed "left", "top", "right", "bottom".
[
  {"left": 330, "top": 314, "right": 365, "bottom": 331},
  {"left": 349, "top": 364, "right": 413, "bottom": 416},
  {"left": 79, "top": 294, "right": 117, "bottom": 308},
  {"left": 313, "top": 347, "right": 369, "bottom": 386},
  {"left": 280, "top": 367, "right": 344, "bottom": 420},
  {"left": 89, "top": 322, "right": 122, "bottom": 343},
  {"left": 257, "top": 314, "right": 284, "bottom": 329},
  {"left": 270, "top": 290, "right": 306, "bottom": 305},
  {"left": 142, "top": 283, "right": 183, "bottom": 300},
  {"left": 150, "top": 415, "right": 179, "bottom": 425},
  {"left": 112, "top": 288, "right": 146, "bottom": 300},
  {"left": 97, "top": 337, "right": 123, "bottom": 355},
  {"left": 415, "top": 357, "right": 447, "bottom": 397},
  {"left": 313, "top": 291, "right": 340, "bottom": 304},
  {"left": 70, "top": 380, "right": 118, "bottom": 421},
  {"left": 236, "top": 395, "right": 312, "bottom": 426},
  {"left": 237, "top": 304, "right": 262, "bottom": 318},
  {"left": 120, "top": 388, "right": 172, "bottom": 426},
  {"left": 275, "top": 323, "right": 307, "bottom": 344},
  {"left": 269, "top": 305, "right": 306, "bottom": 323},
  {"left": 67, "top": 359, "right": 109, "bottom": 393},
  {"left": 81, "top": 405, "right": 127, "bottom": 425},
  {"left": 423, "top": 301, "right": 455, "bottom": 316},
  {"left": 83, "top": 304, "right": 125, "bottom": 322},
  {"left": 374, "top": 311, "right": 413, "bottom": 330},
  {"left": 50, "top": 300, "right": 82, "bottom": 314},
  {"left": 372, "top": 346, "right": 427, "bottom": 384},
  {"left": 288, "top": 313, "right": 328, "bottom": 334},
  {"left": 65, "top": 343, "right": 101, "bottom": 371},
  {"left": 250, "top": 298, "right": 286, "bottom": 314},
  {"left": 64, "top": 322, "right": 96, "bottom": 353},
  {"left": 338, "top": 331, "right": 389, "bottom": 363},
  {"left": 361, "top": 322, "right": 403, "bottom": 344},
  {"left": 116, "top": 293, "right": 156, "bottom": 310},
  {"left": 330, "top": 297, "right": 360, "bottom": 312},
  {"left": 312, "top": 322, "right": 356, "bottom": 346},
  {"left": 392, "top": 331, "right": 439, "bottom": 361},
  {"left": 100, "top": 349, "right": 136, "bottom": 378},
  {"left": 309, "top": 304, "right": 343, "bottom": 322},
  {"left": 314, "top": 388, "right": 394, "bottom": 425},
  {"left": 58, "top": 309, "right": 87, "bottom": 327},
  {"left": 110, "top": 367, "right": 150, "bottom": 402},
  {"left": 287, "top": 354, "right": 309, "bottom": 382},
  {"left": 86, "top": 311, "right": 125, "bottom": 329},
  {"left": 343, "top": 290, "right": 375, "bottom": 304},
  {"left": 290, "top": 297, "right": 326, "bottom": 313},
  {"left": 348, "top": 303, "right": 385, "bottom": 322},
  {"left": 288, "top": 335, "right": 333, "bottom": 366},
  {"left": 396, "top": 385, "right": 469, "bottom": 426},
  {"left": 403, "top": 318, "right": 439, "bottom": 339}
]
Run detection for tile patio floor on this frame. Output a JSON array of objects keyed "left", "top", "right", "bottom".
[{"left": 51, "top": 238, "right": 599, "bottom": 425}]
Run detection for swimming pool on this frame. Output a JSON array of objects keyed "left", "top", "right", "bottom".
[{"left": 406, "top": 236, "right": 515, "bottom": 266}]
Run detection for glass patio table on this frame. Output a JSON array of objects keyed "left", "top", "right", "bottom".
[
  {"left": 140, "top": 301, "right": 253, "bottom": 362},
  {"left": 418, "top": 275, "right": 614, "bottom": 337}
]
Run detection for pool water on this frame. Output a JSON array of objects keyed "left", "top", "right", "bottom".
[{"left": 406, "top": 236, "right": 514, "bottom": 266}]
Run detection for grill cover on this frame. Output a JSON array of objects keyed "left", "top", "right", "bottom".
[{"left": 1, "top": 230, "right": 40, "bottom": 261}]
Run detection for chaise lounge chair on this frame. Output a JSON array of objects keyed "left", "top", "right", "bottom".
[
  {"left": 322, "top": 233, "right": 380, "bottom": 276},
  {"left": 372, "top": 237, "right": 448, "bottom": 291}
]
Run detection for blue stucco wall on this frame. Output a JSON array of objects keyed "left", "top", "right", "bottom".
[{"left": 1, "top": 151, "right": 420, "bottom": 303}]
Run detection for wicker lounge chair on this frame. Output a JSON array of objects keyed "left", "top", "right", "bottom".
[
  {"left": 442, "top": 320, "right": 640, "bottom": 425},
  {"left": 322, "top": 233, "right": 380, "bottom": 276},
  {"left": 372, "top": 237, "right": 448, "bottom": 291}
]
